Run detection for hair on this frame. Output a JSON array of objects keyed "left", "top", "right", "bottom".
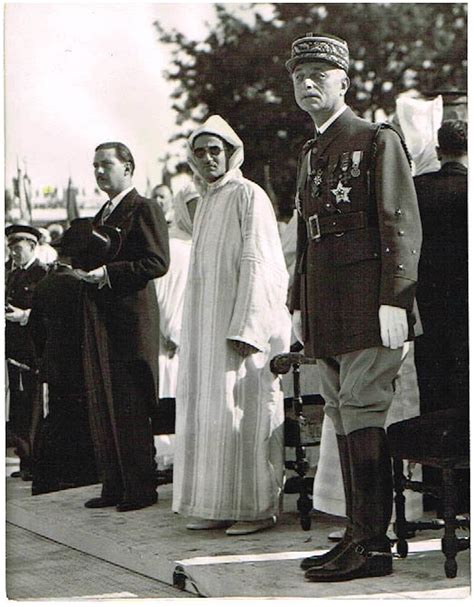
[
  {"left": 152, "top": 184, "right": 171, "bottom": 195},
  {"left": 437, "top": 120, "right": 467, "bottom": 155},
  {"left": 95, "top": 142, "right": 135, "bottom": 174}
]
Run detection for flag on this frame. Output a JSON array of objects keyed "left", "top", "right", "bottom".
[
  {"left": 161, "top": 162, "right": 172, "bottom": 189},
  {"left": 23, "top": 170, "right": 33, "bottom": 221},
  {"left": 145, "top": 175, "right": 152, "bottom": 198},
  {"left": 13, "top": 163, "right": 32, "bottom": 224},
  {"left": 65, "top": 177, "right": 79, "bottom": 223}
]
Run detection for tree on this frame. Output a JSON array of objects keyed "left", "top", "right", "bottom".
[{"left": 155, "top": 3, "right": 467, "bottom": 218}]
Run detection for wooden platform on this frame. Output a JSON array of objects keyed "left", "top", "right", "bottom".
[{"left": 5, "top": 478, "right": 470, "bottom": 599}]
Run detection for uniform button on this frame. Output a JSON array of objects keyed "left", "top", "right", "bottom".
[
  {"left": 412, "top": 249, "right": 417, "bottom": 254},
  {"left": 373, "top": 252, "right": 379, "bottom": 258},
  {"left": 398, "top": 230, "right": 405, "bottom": 236},
  {"left": 385, "top": 247, "right": 391, "bottom": 253},
  {"left": 395, "top": 208, "right": 402, "bottom": 216},
  {"left": 325, "top": 203, "right": 331, "bottom": 208},
  {"left": 398, "top": 264, "right": 405, "bottom": 270},
  {"left": 332, "top": 221, "right": 337, "bottom": 226}
]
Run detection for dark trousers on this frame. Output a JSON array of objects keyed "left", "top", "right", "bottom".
[
  {"left": 415, "top": 303, "right": 468, "bottom": 414},
  {"left": 415, "top": 302, "right": 469, "bottom": 512},
  {"left": 32, "top": 388, "right": 98, "bottom": 495},
  {"left": 7, "top": 363, "right": 42, "bottom": 472},
  {"left": 89, "top": 361, "right": 157, "bottom": 503}
]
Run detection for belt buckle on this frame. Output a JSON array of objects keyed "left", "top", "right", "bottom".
[
  {"left": 307, "top": 213, "right": 321, "bottom": 241},
  {"left": 334, "top": 209, "right": 345, "bottom": 238}
]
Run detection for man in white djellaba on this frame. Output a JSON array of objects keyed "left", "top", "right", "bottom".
[{"left": 172, "top": 115, "right": 291, "bottom": 535}]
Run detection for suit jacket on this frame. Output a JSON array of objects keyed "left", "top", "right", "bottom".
[
  {"left": 291, "top": 107, "right": 422, "bottom": 358},
  {"left": 90, "top": 188, "right": 169, "bottom": 393},
  {"left": 29, "top": 263, "right": 85, "bottom": 394},
  {"left": 414, "top": 162, "right": 467, "bottom": 310},
  {"left": 5, "top": 257, "right": 48, "bottom": 364}
]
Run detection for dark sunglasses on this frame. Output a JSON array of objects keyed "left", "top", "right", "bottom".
[{"left": 193, "top": 145, "right": 225, "bottom": 159}]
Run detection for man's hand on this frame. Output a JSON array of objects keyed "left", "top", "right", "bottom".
[
  {"left": 6, "top": 305, "right": 29, "bottom": 325},
  {"left": 379, "top": 304, "right": 408, "bottom": 349},
  {"left": 292, "top": 310, "right": 304, "bottom": 344},
  {"left": 74, "top": 267, "right": 106, "bottom": 284},
  {"left": 229, "top": 339, "right": 259, "bottom": 358}
]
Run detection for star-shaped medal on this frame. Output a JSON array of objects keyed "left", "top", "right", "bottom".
[{"left": 331, "top": 180, "right": 352, "bottom": 204}]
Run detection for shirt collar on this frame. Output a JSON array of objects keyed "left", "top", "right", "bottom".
[
  {"left": 13, "top": 255, "right": 37, "bottom": 271},
  {"left": 316, "top": 104, "right": 348, "bottom": 135},
  {"left": 109, "top": 185, "right": 134, "bottom": 210}
]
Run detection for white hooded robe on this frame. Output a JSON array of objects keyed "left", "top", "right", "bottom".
[{"left": 172, "top": 116, "right": 291, "bottom": 520}]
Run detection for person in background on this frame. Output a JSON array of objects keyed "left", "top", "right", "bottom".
[
  {"left": 36, "top": 227, "right": 58, "bottom": 265},
  {"left": 28, "top": 236, "right": 98, "bottom": 495},
  {"left": 414, "top": 120, "right": 468, "bottom": 414},
  {"left": 414, "top": 120, "right": 469, "bottom": 513},
  {"left": 47, "top": 223, "right": 64, "bottom": 243},
  {"left": 287, "top": 33, "right": 422, "bottom": 581},
  {"left": 173, "top": 115, "right": 291, "bottom": 535},
  {"left": 152, "top": 182, "right": 198, "bottom": 482},
  {"left": 5, "top": 225, "right": 48, "bottom": 481},
  {"left": 151, "top": 184, "right": 174, "bottom": 224},
  {"left": 74, "top": 141, "right": 169, "bottom": 512}
]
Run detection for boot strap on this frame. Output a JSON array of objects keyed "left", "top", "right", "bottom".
[{"left": 354, "top": 544, "right": 391, "bottom": 558}]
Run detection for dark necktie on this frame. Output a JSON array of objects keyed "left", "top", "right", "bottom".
[{"left": 100, "top": 200, "right": 113, "bottom": 224}]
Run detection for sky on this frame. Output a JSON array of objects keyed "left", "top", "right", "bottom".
[{"left": 4, "top": 2, "right": 219, "bottom": 196}]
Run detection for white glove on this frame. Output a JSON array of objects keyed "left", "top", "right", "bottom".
[
  {"left": 379, "top": 304, "right": 408, "bottom": 349},
  {"left": 292, "top": 310, "right": 304, "bottom": 345},
  {"left": 6, "top": 305, "right": 30, "bottom": 325}
]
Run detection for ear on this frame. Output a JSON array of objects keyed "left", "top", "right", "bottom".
[
  {"left": 123, "top": 162, "right": 132, "bottom": 175},
  {"left": 341, "top": 75, "right": 350, "bottom": 96}
]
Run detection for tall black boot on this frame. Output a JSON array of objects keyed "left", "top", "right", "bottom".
[
  {"left": 305, "top": 427, "right": 393, "bottom": 582},
  {"left": 301, "top": 434, "right": 353, "bottom": 570}
]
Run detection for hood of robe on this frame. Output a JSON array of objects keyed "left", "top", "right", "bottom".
[{"left": 187, "top": 115, "right": 244, "bottom": 189}]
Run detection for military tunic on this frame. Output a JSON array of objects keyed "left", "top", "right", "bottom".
[
  {"left": 291, "top": 107, "right": 422, "bottom": 359},
  {"left": 5, "top": 257, "right": 48, "bottom": 471}
]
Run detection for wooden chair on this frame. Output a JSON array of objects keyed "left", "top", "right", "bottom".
[
  {"left": 387, "top": 408, "right": 470, "bottom": 578},
  {"left": 270, "top": 352, "right": 323, "bottom": 530}
]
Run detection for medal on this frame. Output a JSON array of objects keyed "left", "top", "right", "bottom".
[
  {"left": 340, "top": 152, "right": 350, "bottom": 174},
  {"left": 351, "top": 151, "right": 362, "bottom": 178},
  {"left": 311, "top": 168, "right": 324, "bottom": 197},
  {"left": 331, "top": 180, "right": 352, "bottom": 204}
]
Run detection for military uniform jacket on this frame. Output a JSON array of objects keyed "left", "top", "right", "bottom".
[
  {"left": 5, "top": 257, "right": 48, "bottom": 365},
  {"left": 290, "top": 107, "right": 422, "bottom": 358}
]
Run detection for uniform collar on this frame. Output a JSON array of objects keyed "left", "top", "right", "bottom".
[
  {"left": 12, "top": 255, "right": 37, "bottom": 271},
  {"left": 316, "top": 104, "right": 348, "bottom": 135}
]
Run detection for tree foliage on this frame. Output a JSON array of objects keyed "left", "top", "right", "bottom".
[{"left": 155, "top": 3, "right": 467, "bottom": 217}]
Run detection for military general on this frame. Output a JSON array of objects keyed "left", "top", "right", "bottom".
[{"left": 287, "top": 34, "right": 422, "bottom": 582}]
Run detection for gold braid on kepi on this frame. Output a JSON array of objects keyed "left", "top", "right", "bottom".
[{"left": 286, "top": 33, "right": 349, "bottom": 74}]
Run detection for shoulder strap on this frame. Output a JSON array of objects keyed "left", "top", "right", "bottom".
[
  {"left": 295, "top": 145, "right": 312, "bottom": 214},
  {"left": 370, "top": 122, "right": 412, "bottom": 169}
]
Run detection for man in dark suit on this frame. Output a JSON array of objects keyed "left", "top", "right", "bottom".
[
  {"left": 5, "top": 225, "right": 48, "bottom": 480},
  {"left": 75, "top": 141, "right": 169, "bottom": 512},
  {"left": 414, "top": 120, "right": 468, "bottom": 414},
  {"left": 287, "top": 34, "right": 422, "bottom": 581}
]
